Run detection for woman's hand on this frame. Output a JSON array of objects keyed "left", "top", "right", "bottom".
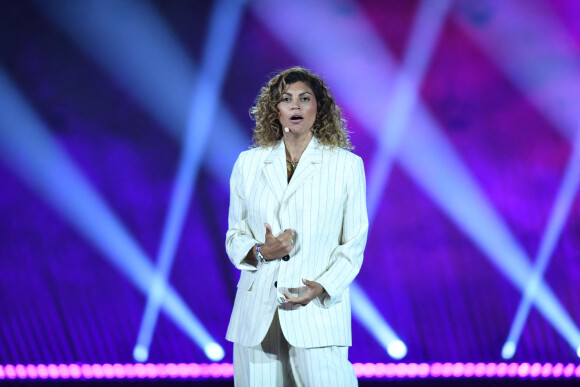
[
  {"left": 260, "top": 223, "right": 295, "bottom": 261},
  {"left": 283, "top": 279, "right": 325, "bottom": 306}
]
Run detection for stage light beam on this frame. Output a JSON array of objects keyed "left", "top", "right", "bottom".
[
  {"left": 35, "top": 0, "right": 248, "bottom": 183},
  {"left": 350, "top": 283, "right": 407, "bottom": 359},
  {"left": 502, "top": 130, "right": 580, "bottom": 358},
  {"left": 253, "top": 0, "right": 580, "bottom": 355},
  {"left": 367, "top": 0, "right": 452, "bottom": 222},
  {"left": 133, "top": 0, "right": 246, "bottom": 362},
  {"left": 0, "top": 64, "right": 221, "bottom": 363}
]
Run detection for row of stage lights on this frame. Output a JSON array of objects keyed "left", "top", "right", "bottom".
[{"left": 1, "top": 362, "right": 579, "bottom": 381}]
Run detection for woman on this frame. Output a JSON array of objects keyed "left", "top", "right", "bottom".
[{"left": 225, "top": 66, "right": 368, "bottom": 386}]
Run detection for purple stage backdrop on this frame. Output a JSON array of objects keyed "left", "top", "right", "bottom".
[{"left": 1, "top": 0, "right": 579, "bottom": 368}]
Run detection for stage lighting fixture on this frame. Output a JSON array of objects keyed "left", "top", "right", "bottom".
[
  {"left": 387, "top": 340, "right": 408, "bottom": 360},
  {"left": 501, "top": 341, "right": 516, "bottom": 360},
  {"left": 204, "top": 343, "right": 226, "bottom": 362},
  {"left": 132, "top": 345, "right": 148, "bottom": 363}
]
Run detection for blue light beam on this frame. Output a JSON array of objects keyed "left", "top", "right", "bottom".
[
  {"left": 0, "top": 65, "right": 221, "bottom": 358},
  {"left": 253, "top": 0, "right": 580, "bottom": 356},
  {"left": 36, "top": 0, "right": 247, "bottom": 182},
  {"left": 502, "top": 130, "right": 580, "bottom": 359},
  {"left": 350, "top": 283, "right": 407, "bottom": 359},
  {"left": 396, "top": 108, "right": 580, "bottom": 353},
  {"left": 455, "top": 0, "right": 580, "bottom": 141},
  {"left": 367, "top": 0, "right": 452, "bottom": 223},
  {"left": 251, "top": 0, "right": 408, "bottom": 358},
  {"left": 134, "top": 0, "right": 246, "bottom": 362}
]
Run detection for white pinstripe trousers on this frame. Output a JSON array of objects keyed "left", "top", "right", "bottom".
[{"left": 233, "top": 310, "right": 358, "bottom": 387}]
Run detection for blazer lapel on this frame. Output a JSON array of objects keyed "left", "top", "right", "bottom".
[
  {"left": 282, "top": 137, "right": 323, "bottom": 203},
  {"left": 262, "top": 142, "right": 287, "bottom": 203}
]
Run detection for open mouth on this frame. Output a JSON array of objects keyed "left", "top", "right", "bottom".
[{"left": 290, "top": 115, "right": 303, "bottom": 122}]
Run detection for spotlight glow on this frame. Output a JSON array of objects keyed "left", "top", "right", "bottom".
[
  {"left": 133, "top": 345, "right": 149, "bottom": 363},
  {"left": 367, "top": 0, "right": 452, "bottom": 222},
  {"left": 350, "top": 283, "right": 406, "bottom": 359},
  {"left": 503, "top": 130, "right": 580, "bottom": 358},
  {"left": 134, "top": 0, "right": 246, "bottom": 361},
  {"left": 0, "top": 64, "right": 220, "bottom": 364},
  {"left": 204, "top": 343, "right": 225, "bottom": 362},
  {"left": 502, "top": 341, "right": 516, "bottom": 359},
  {"left": 387, "top": 340, "right": 408, "bottom": 360},
  {"left": 252, "top": 0, "right": 580, "bottom": 358}
]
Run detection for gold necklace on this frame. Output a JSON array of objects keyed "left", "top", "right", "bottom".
[{"left": 286, "top": 158, "right": 298, "bottom": 172}]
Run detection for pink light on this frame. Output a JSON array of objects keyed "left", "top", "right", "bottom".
[
  {"left": 485, "top": 362, "right": 497, "bottom": 377},
  {"left": 395, "top": 363, "right": 407, "bottom": 378},
  {"left": 145, "top": 363, "right": 158, "bottom": 378},
  {"left": 5, "top": 364, "right": 15, "bottom": 379},
  {"left": 441, "top": 362, "right": 453, "bottom": 377},
  {"left": 385, "top": 363, "right": 397, "bottom": 377},
  {"left": 81, "top": 363, "right": 93, "bottom": 379},
  {"left": 430, "top": 362, "right": 442, "bottom": 377},
  {"left": 2, "top": 362, "right": 580, "bottom": 380},
  {"left": 133, "top": 363, "right": 146, "bottom": 378},
  {"left": 507, "top": 362, "right": 519, "bottom": 377},
  {"left": 474, "top": 362, "right": 486, "bottom": 377},
  {"left": 92, "top": 364, "right": 104, "bottom": 379},
  {"left": 552, "top": 363, "right": 563, "bottom": 377},
  {"left": 69, "top": 364, "right": 81, "bottom": 379},
  {"left": 530, "top": 362, "right": 542, "bottom": 378},
  {"left": 58, "top": 363, "right": 70, "bottom": 379},
  {"left": 15, "top": 364, "right": 26, "bottom": 379},
  {"left": 463, "top": 362, "right": 475, "bottom": 377},
  {"left": 125, "top": 363, "right": 137, "bottom": 379},
  {"left": 155, "top": 363, "right": 167, "bottom": 378},
  {"left": 417, "top": 363, "right": 430, "bottom": 378},
  {"left": 37, "top": 364, "right": 48, "bottom": 379},
  {"left": 541, "top": 363, "right": 553, "bottom": 377},
  {"left": 102, "top": 363, "right": 115, "bottom": 379},
  {"left": 496, "top": 362, "right": 508, "bottom": 377},
  {"left": 452, "top": 362, "right": 464, "bottom": 377},
  {"left": 178, "top": 363, "right": 191, "bottom": 378},
  {"left": 165, "top": 363, "right": 178, "bottom": 378},
  {"left": 112, "top": 363, "right": 125, "bottom": 378},
  {"left": 372, "top": 363, "right": 385, "bottom": 378},
  {"left": 47, "top": 364, "right": 59, "bottom": 379},
  {"left": 406, "top": 363, "right": 419, "bottom": 378}
]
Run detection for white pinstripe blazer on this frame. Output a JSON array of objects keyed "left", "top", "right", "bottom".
[{"left": 225, "top": 137, "right": 368, "bottom": 348}]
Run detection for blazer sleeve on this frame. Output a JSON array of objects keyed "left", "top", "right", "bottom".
[
  {"left": 225, "top": 154, "right": 260, "bottom": 271},
  {"left": 315, "top": 155, "right": 369, "bottom": 308}
]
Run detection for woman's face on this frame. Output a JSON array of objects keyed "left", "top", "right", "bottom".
[{"left": 277, "top": 81, "right": 317, "bottom": 138}]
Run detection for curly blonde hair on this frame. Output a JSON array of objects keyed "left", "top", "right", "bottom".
[{"left": 250, "top": 66, "right": 352, "bottom": 150}]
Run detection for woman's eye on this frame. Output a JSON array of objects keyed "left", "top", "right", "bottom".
[
  {"left": 301, "top": 97, "right": 311, "bottom": 102},
  {"left": 282, "top": 97, "right": 290, "bottom": 102}
]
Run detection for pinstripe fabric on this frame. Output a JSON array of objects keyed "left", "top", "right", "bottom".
[
  {"left": 226, "top": 137, "right": 368, "bottom": 349},
  {"left": 233, "top": 310, "right": 295, "bottom": 386},
  {"left": 234, "top": 310, "right": 357, "bottom": 387}
]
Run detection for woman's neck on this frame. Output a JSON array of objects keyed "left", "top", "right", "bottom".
[{"left": 284, "top": 132, "right": 313, "bottom": 161}]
